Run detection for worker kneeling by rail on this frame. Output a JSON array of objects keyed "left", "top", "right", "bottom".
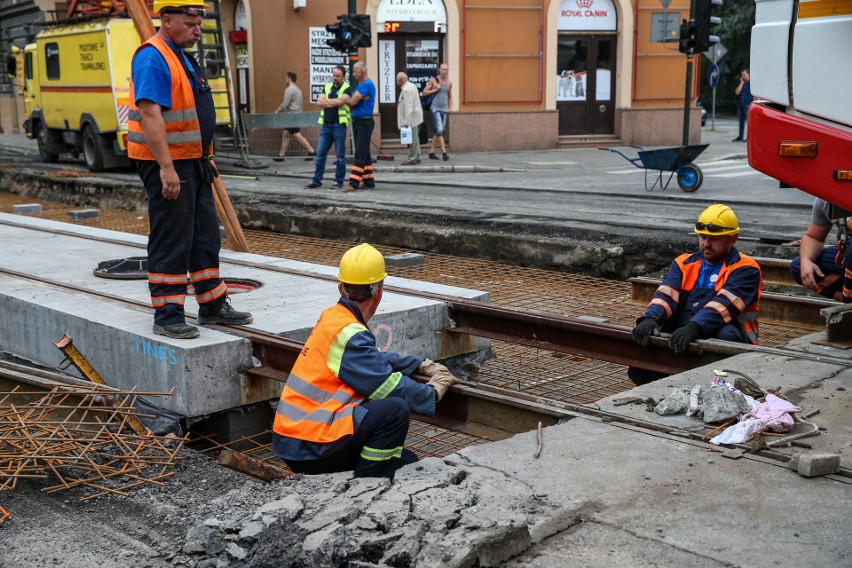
[
  {"left": 272, "top": 243, "right": 458, "bottom": 478},
  {"left": 629, "top": 204, "right": 762, "bottom": 385}
]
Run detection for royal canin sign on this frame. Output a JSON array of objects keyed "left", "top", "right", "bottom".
[{"left": 558, "top": 0, "right": 617, "bottom": 31}]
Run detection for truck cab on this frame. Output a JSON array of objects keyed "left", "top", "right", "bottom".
[{"left": 747, "top": 0, "right": 852, "bottom": 209}]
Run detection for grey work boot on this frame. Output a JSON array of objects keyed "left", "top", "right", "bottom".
[
  {"left": 153, "top": 323, "right": 200, "bottom": 339},
  {"left": 197, "top": 299, "right": 254, "bottom": 325}
]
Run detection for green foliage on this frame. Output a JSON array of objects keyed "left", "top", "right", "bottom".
[{"left": 698, "top": 1, "right": 755, "bottom": 115}]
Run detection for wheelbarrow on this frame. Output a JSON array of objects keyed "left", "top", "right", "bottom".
[{"left": 599, "top": 144, "right": 709, "bottom": 192}]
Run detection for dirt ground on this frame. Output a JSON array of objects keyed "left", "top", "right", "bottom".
[{"left": 0, "top": 450, "right": 282, "bottom": 568}]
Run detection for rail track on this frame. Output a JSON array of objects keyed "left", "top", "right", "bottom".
[{"left": 2, "top": 215, "right": 849, "bottom": 481}]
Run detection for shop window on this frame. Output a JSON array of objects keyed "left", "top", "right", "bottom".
[{"left": 45, "top": 42, "right": 60, "bottom": 80}]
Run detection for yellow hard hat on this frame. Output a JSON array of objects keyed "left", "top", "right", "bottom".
[
  {"left": 338, "top": 243, "right": 387, "bottom": 285},
  {"left": 695, "top": 204, "right": 739, "bottom": 236},
  {"left": 153, "top": 0, "right": 210, "bottom": 13}
]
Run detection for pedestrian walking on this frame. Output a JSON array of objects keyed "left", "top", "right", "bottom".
[
  {"left": 424, "top": 63, "right": 452, "bottom": 161},
  {"left": 274, "top": 71, "right": 315, "bottom": 161},
  {"left": 396, "top": 72, "right": 423, "bottom": 166}
]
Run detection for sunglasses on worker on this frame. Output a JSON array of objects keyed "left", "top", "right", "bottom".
[
  {"left": 695, "top": 222, "right": 734, "bottom": 233},
  {"left": 163, "top": 7, "right": 206, "bottom": 17}
]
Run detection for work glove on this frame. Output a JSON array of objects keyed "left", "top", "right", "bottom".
[
  {"left": 419, "top": 358, "right": 450, "bottom": 378},
  {"left": 669, "top": 322, "right": 702, "bottom": 354},
  {"left": 198, "top": 155, "right": 219, "bottom": 184},
  {"left": 427, "top": 369, "right": 458, "bottom": 402},
  {"left": 631, "top": 318, "right": 660, "bottom": 347}
]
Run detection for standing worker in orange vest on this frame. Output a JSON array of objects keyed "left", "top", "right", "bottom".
[
  {"left": 272, "top": 243, "right": 458, "bottom": 478},
  {"left": 128, "top": 0, "right": 252, "bottom": 339},
  {"left": 628, "top": 204, "right": 762, "bottom": 385}
]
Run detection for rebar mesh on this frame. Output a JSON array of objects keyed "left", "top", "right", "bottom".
[{"left": 0, "top": 385, "right": 183, "bottom": 501}]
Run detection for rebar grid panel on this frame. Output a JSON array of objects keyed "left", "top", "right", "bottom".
[
  {"left": 0, "top": 503, "right": 10, "bottom": 524},
  {"left": 479, "top": 341, "right": 634, "bottom": 403},
  {"left": 0, "top": 385, "right": 183, "bottom": 501},
  {"left": 187, "top": 418, "right": 489, "bottom": 471}
]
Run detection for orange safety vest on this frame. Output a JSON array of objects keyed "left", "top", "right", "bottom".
[
  {"left": 127, "top": 35, "right": 204, "bottom": 161},
  {"left": 272, "top": 304, "right": 365, "bottom": 444},
  {"left": 675, "top": 252, "right": 761, "bottom": 344}
]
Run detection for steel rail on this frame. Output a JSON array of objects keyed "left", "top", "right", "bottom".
[{"left": 630, "top": 276, "right": 827, "bottom": 329}]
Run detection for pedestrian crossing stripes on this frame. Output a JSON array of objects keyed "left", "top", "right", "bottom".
[{"left": 606, "top": 159, "right": 764, "bottom": 179}]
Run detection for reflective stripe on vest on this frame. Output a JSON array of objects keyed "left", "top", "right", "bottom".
[
  {"left": 675, "top": 252, "right": 762, "bottom": 344},
  {"left": 272, "top": 304, "right": 365, "bottom": 443},
  {"left": 317, "top": 82, "right": 350, "bottom": 126},
  {"left": 127, "top": 36, "right": 203, "bottom": 160}
]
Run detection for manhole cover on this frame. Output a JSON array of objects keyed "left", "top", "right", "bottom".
[
  {"left": 93, "top": 257, "right": 148, "bottom": 279},
  {"left": 188, "top": 278, "right": 262, "bottom": 295}
]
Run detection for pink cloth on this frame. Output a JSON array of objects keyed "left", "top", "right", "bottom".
[{"left": 745, "top": 393, "right": 802, "bottom": 432}]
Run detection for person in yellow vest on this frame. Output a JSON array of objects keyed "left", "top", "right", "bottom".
[
  {"left": 128, "top": 0, "right": 252, "bottom": 339},
  {"left": 629, "top": 204, "right": 762, "bottom": 384},
  {"left": 305, "top": 65, "right": 353, "bottom": 190},
  {"left": 272, "top": 243, "right": 457, "bottom": 478}
]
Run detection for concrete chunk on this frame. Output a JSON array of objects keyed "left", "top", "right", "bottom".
[
  {"left": 12, "top": 204, "right": 42, "bottom": 215},
  {"left": 385, "top": 253, "right": 424, "bottom": 268},
  {"left": 796, "top": 452, "right": 841, "bottom": 477},
  {"left": 68, "top": 209, "right": 100, "bottom": 220}
]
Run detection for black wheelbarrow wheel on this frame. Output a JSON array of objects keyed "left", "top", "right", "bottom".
[{"left": 677, "top": 163, "right": 703, "bottom": 192}]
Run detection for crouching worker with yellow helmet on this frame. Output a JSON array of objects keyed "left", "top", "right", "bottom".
[
  {"left": 272, "top": 243, "right": 458, "bottom": 478},
  {"left": 628, "top": 204, "right": 762, "bottom": 385}
]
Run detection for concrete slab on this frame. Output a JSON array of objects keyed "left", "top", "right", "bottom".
[
  {"left": 446, "top": 415, "right": 851, "bottom": 567},
  {"left": 0, "top": 213, "right": 490, "bottom": 417}
]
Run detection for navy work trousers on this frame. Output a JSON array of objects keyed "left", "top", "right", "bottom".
[
  {"left": 349, "top": 116, "right": 375, "bottom": 188},
  {"left": 284, "top": 398, "right": 418, "bottom": 479},
  {"left": 137, "top": 158, "right": 225, "bottom": 326},
  {"left": 790, "top": 245, "right": 851, "bottom": 303}
]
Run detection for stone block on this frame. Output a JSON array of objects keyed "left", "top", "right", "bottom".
[
  {"left": 68, "top": 209, "right": 100, "bottom": 220},
  {"left": 11, "top": 204, "right": 42, "bottom": 215},
  {"left": 795, "top": 452, "right": 841, "bottom": 477},
  {"left": 385, "top": 253, "right": 424, "bottom": 268}
]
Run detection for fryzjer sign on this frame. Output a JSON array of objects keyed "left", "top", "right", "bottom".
[{"left": 557, "top": 0, "right": 617, "bottom": 31}]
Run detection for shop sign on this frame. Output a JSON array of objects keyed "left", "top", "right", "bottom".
[
  {"left": 557, "top": 0, "right": 617, "bottom": 31},
  {"left": 405, "top": 40, "right": 438, "bottom": 94},
  {"left": 379, "top": 40, "right": 396, "bottom": 103},
  {"left": 376, "top": 0, "right": 448, "bottom": 26},
  {"left": 308, "top": 27, "right": 347, "bottom": 103}
]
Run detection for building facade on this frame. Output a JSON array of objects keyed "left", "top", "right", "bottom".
[{"left": 0, "top": 0, "right": 704, "bottom": 147}]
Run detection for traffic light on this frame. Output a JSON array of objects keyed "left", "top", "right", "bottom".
[
  {"left": 325, "top": 14, "right": 372, "bottom": 53},
  {"left": 325, "top": 20, "right": 346, "bottom": 52},
  {"left": 340, "top": 14, "right": 372, "bottom": 49},
  {"left": 678, "top": 19, "right": 697, "bottom": 55},
  {"left": 694, "top": 0, "right": 722, "bottom": 53}
]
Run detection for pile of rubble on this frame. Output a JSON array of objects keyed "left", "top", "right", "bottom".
[{"left": 175, "top": 457, "right": 576, "bottom": 568}]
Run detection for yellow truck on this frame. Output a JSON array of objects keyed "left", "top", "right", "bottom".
[{"left": 22, "top": 17, "right": 232, "bottom": 171}]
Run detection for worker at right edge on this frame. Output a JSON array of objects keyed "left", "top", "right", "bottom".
[
  {"left": 272, "top": 243, "right": 458, "bottom": 478},
  {"left": 628, "top": 204, "right": 762, "bottom": 385}
]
